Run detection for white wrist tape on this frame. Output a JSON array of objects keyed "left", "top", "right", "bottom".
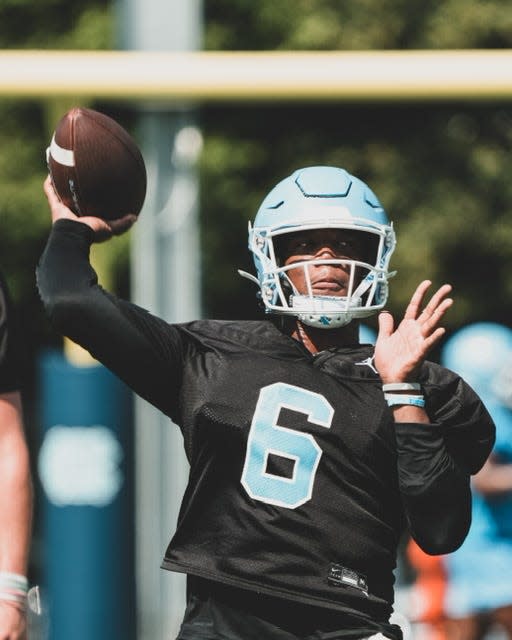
[
  {"left": 382, "top": 382, "right": 421, "bottom": 392},
  {"left": 0, "top": 572, "right": 28, "bottom": 607}
]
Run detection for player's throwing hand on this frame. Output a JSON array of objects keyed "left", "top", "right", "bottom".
[{"left": 43, "top": 176, "right": 137, "bottom": 243}]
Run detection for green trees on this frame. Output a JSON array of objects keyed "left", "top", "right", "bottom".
[
  {"left": 200, "top": 1, "right": 512, "bottom": 330},
  {"left": 1, "top": 0, "right": 512, "bottom": 342},
  {"left": 0, "top": 0, "right": 114, "bottom": 353}
]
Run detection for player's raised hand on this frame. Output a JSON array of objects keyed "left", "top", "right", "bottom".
[
  {"left": 43, "top": 176, "right": 137, "bottom": 243},
  {"left": 374, "top": 280, "right": 453, "bottom": 384}
]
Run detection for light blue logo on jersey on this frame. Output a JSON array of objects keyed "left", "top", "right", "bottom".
[{"left": 241, "top": 382, "right": 333, "bottom": 509}]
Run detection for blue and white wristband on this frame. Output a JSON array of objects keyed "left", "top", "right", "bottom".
[{"left": 384, "top": 393, "right": 425, "bottom": 408}]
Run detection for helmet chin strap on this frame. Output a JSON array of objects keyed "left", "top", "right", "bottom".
[
  {"left": 290, "top": 294, "right": 358, "bottom": 328},
  {"left": 297, "top": 312, "right": 355, "bottom": 329},
  {"left": 288, "top": 262, "right": 375, "bottom": 329}
]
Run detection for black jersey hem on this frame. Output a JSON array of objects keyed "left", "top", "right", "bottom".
[{"left": 161, "top": 559, "right": 394, "bottom": 631}]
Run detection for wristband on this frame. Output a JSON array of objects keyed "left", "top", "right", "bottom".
[
  {"left": 0, "top": 592, "right": 26, "bottom": 607},
  {"left": 382, "top": 382, "right": 421, "bottom": 392},
  {"left": 0, "top": 573, "right": 28, "bottom": 592},
  {"left": 0, "top": 572, "right": 28, "bottom": 609},
  {"left": 384, "top": 393, "right": 425, "bottom": 408}
]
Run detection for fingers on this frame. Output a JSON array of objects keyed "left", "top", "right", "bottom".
[
  {"left": 420, "top": 296, "right": 453, "bottom": 336},
  {"left": 377, "top": 310, "right": 395, "bottom": 338},
  {"left": 43, "top": 174, "right": 54, "bottom": 198},
  {"left": 89, "top": 214, "right": 137, "bottom": 243},
  {"left": 43, "top": 175, "right": 137, "bottom": 240},
  {"left": 109, "top": 214, "right": 137, "bottom": 236},
  {"left": 417, "top": 283, "right": 452, "bottom": 338},
  {"left": 421, "top": 326, "right": 447, "bottom": 352},
  {"left": 403, "top": 280, "right": 453, "bottom": 357},
  {"left": 418, "top": 283, "right": 452, "bottom": 320},
  {"left": 43, "top": 174, "right": 59, "bottom": 209},
  {"left": 403, "top": 280, "right": 433, "bottom": 320},
  {"left": 405, "top": 280, "right": 453, "bottom": 327},
  {"left": 43, "top": 175, "right": 77, "bottom": 223}
]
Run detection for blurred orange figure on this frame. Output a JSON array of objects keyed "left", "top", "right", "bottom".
[{"left": 407, "top": 538, "right": 447, "bottom": 640}]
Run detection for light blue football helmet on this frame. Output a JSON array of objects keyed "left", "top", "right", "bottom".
[
  {"left": 442, "top": 322, "right": 512, "bottom": 408},
  {"left": 240, "top": 166, "right": 396, "bottom": 328}
]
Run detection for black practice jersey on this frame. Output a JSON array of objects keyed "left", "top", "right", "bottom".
[
  {"left": 37, "top": 221, "right": 495, "bottom": 636},
  {"left": 0, "top": 269, "right": 21, "bottom": 393}
]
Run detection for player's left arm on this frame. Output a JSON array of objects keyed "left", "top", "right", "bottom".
[
  {"left": 0, "top": 391, "right": 32, "bottom": 640},
  {"left": 374, "top": 281, "right": 494, "bottom": 554}
]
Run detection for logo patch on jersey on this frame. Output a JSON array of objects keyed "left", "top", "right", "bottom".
[{"left": 327, "top": 564, "right": 368, "bottom": 596}]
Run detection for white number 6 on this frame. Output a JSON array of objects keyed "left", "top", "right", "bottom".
[{"left": 241, "top": 382, "right": 333, "bottom": 509}]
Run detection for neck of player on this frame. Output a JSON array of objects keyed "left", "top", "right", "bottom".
[{"left": 290, "top": 320, "right": 361, "bottom": 354}]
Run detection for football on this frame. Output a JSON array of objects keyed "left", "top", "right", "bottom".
[{"left": 46, "top": 107, "right": 147, "bottom": 220}]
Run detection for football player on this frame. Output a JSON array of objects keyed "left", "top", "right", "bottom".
[
  {"left": 440, "top": 323, "right": 512, "bottom": 640},
  {"left": 0, "top": 270, "right": 32, "bottom": 640},
  {"left": 38, "top": 166, "right": 495, "bottom": 640}
]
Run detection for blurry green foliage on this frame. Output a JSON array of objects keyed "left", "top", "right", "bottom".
[
  {"left": 199, "top": 101, "right": 512, "bottom": 331},
  {"left": 0, "top": 0, "right": 128, "bottom": 357},
  {"left": 204, "top": 0, "right": 512, "bottom": 50},
  {"left": 0, "top": 0, "right": 112, "bottom": 49},
  {"left": 1, "top": 0, "right": 512, "bottom": 358},
  {"left": 199, "top": 0, "right": 512, "bottom": 335}
]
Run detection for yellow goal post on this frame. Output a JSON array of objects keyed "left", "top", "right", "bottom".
[{"left": 1, "top": 49, "right": 512, "bottom": 102}]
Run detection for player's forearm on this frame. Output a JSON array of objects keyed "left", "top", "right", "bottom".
[
  {"left": 37, "top": 220, "right": 183, "bottom": 418},
  {"left": 0, "top": 463, "right": 32, "bottom": 574},
  {"left": 37, "top": 219, "right": 142, "bottom": 369},
  {"left": 37, "top": 218, "right": 97, "bottom": 323},
  {"left": 0, "top": 395, "right": 32, "bottom": 574},
  {"left": 395, "top": 421, "right": 471, "bottom": 554}
]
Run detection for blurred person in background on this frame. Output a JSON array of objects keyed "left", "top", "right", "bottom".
[
  {"left": 38, "top": 166, "right": 495, "bottom": 640},
  {"left": 406, "top": 538, "right": 448, "bottom": 640},
  {"left": 0, "top": 269, "right": 33, "bottom": 640},
  {"left": 439, "top": 323, "right": 512, "bottom": 640}
]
